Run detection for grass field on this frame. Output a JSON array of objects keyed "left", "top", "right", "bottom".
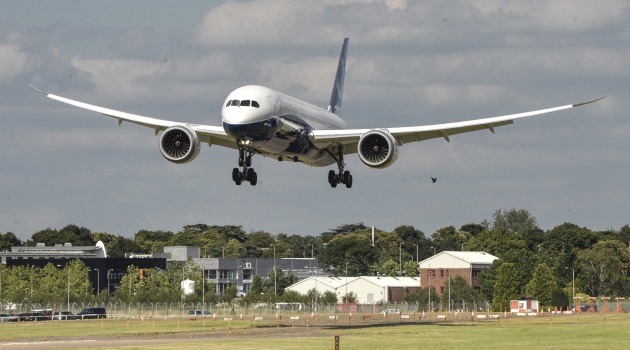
[{"left": 1, "top": 313, "right": 627, "bottom": 349}]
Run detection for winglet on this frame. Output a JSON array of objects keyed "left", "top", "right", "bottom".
[
  {"left": 327, "top": 38, "right": 349, "bottom": 115},
  {"left": 573, "top": 96, "right": 607, "bottom": 107},
  {"left": 30, "top": 84, "right": 48, "bottom": 96}
]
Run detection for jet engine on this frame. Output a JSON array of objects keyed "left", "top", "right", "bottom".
[
  {"left": 159, "top": 125, "right": 201, "bottom": 164},
  {"left": 357, "top": 129, "right": 398, "bottom": 169}
]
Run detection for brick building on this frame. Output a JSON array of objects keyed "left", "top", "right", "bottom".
[{"left": 418, "top": 251, "right": 497, "bottom": 296}]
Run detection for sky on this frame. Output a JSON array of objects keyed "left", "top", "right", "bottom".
[{"left": 1, "top": 0, "right": 628, "bottom": 241}]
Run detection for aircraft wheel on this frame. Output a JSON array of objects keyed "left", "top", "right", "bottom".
[
  {"left": 232, "top": 168, "right": 240, "bottom": 182},
  {"left": 345, "top": 174, "right": 353, "bottom": 188},
  {"left": 328, "top": 170, "right": 336, "bottom": 185},
  {"left": 246, "top": 168, "right": 257, "bottom": 185}
]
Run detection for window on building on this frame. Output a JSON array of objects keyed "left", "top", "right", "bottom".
[
  {"left": 440, "top": 269, "right": 445, "bottom": 278},
  {"left": 472, "top": 269, "right": 482, "bottom": 279},
  {"left": 428, "top": 269, "right": 436, "bottom": 278},
  {"left": 243, "top": 269, "right": 252, "bottom": 280}
]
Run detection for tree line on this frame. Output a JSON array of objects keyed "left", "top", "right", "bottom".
[{"left": 1, "top": 209, "right": 629, "bottom": 310}]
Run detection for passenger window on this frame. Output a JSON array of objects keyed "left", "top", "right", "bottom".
[
  {"left": 241, "top": 100, "right": 251, "bottom": 107},
  {"left": 252, "top": 101, "right": 260, "bottom": 108}
]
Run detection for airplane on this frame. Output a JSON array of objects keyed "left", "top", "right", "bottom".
[{"left": 33, "top": 38, "right": 604, "bottom": 188}]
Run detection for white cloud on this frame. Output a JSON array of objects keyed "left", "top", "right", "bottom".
[
  {"left": 0, "top": 43, "right": 28, "bottom": 83},
  {"left": 71, "top": 57, "right": 171, "bottom": 100}
]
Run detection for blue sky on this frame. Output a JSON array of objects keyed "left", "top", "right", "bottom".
[{"left": 1, "top": 1, "right": 628, "bottom": 240}]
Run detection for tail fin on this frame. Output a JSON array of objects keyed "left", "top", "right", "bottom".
[{"left": 327, "top": 38, "right": 349, "bottom": 115}]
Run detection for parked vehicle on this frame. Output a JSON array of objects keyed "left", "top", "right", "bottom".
[
  {"left": 76, "top": 307, "right": 107, "bottom": 319},
  {"left": 0, "top": 314, "right": 18, "bottom": 322},
  {"left": 384, "top": 309, "right": 400, "bottom": 314},
  {"left": 188, "top": 310, "right": 211, "bottom": 316},
  {"left": 53, "top": 311, "right": 77, "bottom": 320},
  {"left": 18, "top": 312, "right": 50, "bottom": 321}
]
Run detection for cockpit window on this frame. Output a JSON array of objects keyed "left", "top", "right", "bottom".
[{"left": 225, "top": 99, "right": 260, "bottom": 108}]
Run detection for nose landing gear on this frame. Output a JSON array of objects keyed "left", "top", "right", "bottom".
[{"left": 233, "top": 148, "right": 258, "bottom": 186}]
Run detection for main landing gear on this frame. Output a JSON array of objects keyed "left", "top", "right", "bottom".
[
  {"left": 327, "top": 147, "right": 352, "bottom": 188},
  {"left": 232, "top": 148, "right": 257, "bottom": 186}
]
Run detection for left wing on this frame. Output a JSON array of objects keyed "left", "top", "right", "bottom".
[
  {"left": 310, "top": 97, "right": 605, "bottom": 154},
  {"left": 32, "top": 86, "right": 236, "bottom": 149}
]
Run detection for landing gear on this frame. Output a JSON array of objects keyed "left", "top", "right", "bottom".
[
  {"left": 233, "top": 147, "right": 258, "bottom": 186},
  {"left": 327, "top": 147, "right": 352, "bottom": 188}
]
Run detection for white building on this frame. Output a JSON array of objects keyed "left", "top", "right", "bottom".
[{"left": 285, "top": 276, "right": 420, "bottom": 303}]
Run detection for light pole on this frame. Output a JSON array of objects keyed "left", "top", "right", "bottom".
[
  {"left": 565, "top": 267, "right": 575, "bottom": 310},
  {"left": 414, "top": 244, "right": 418, "bottom": 263},
  {"left": 57, "top": 264, "right": 70, "bottom": 311},
  {"left": 345, "top": 262, "right": 348, "bottom": 312},
  {"left": 399, "top": 242, "right": 404, "bottom": 276},
  {"left": 448, "top": 269, "right": 451, "bottom": 311},
  {"left": 94, "top": 269, "right": 100, "bottom": 296},
  {"left": 273, "top": 244, "right": 277, "bottom": 295},
  {"left": 428, "top": 263, "right": 431, "bottom": 313},
  {"left": 107, "top": 269, "right": 113, "bottom": 294}
]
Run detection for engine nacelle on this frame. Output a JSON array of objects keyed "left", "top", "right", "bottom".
[
  {"left": 357, "top": 129, "right": 399, "bottom": 169},
  {"left": 159, "top": 125, "right": 201, "bottom": 164}
]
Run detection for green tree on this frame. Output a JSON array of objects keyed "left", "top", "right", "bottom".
[
  {"left": 402, "top": 288, "right": 441, "bottom": 309},
  {"left": 430, "top": 226, "right": 470, "bottom": 252},
  {"left": 224, "top": 238, "right": 244, "bottom": 258},
  {"left": 577, "top": 240, "right": 630, "bottom": 296},
  {"left": 488, "top": 208, "right": 538, "bottom": 234},
  {"left": 31, "top": 263, "right": 65, "bottom": 304},
  {"left": 403, "top": 260, "right": 418, "bottom": 277},
  {"left": 380, "top": 260, "right": 400, "bottom": 276},
  {"left": 243, "top": 231, "right": 275, "bottom": 258},
  {"left": 3, "top": 265, "right": 34, "bottom": 304},
  {"left": 221, "top": 283, "right": 238, "bottom": 303},
  {"left": 0, "top": 232, "right": 22, "bottom": 251},
  {"left": 318, "top": 232, "right": 378, "bottom": 275},
  {"left": 492, "top": 262, "right": 520, "bottom": 312},
  {"left": 134, "top": 230, "right": 174, "bottom": 253},
  {"left": 321, "top": 223, "right": 368, "bottom": 243},
  {"left": 320, "top": 290, "right": 338, "bottom": 305},
  {"left": 525, "top": 263, "right": 557, "bottom": 306},
  {"left": 447, "top": 275, "right": 480, "bottom": 306},
  {"left": 31, "top": 225, "right": 94, "bottom": 247},
  {"left": 550, "top": 287, "right": 570, "bottom": 309}
]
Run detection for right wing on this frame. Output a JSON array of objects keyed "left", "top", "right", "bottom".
[
  {"left": 310, "top": 97, "right": 605, "bottom": 154},
  {"left": 32, "top": 85, "right": 237, "bottom": 149}
]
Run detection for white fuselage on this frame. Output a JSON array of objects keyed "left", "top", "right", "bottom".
[{"left": 221, "top": 85, "right": 346, "bottom": 166}]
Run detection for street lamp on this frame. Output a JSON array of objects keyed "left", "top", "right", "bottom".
[
  {"left": 399, "top": 242, "right": 404, "bottom": 276},
  {"left": 413, "top": 244, "right": 418, "bottom": 263},
  {"left": 57, "top": 264, "right": 70, "bottom": 311},
  {"left": 273, "top": 244, "right": 277, "bottom": 295},
  {"left": 565, "top": 267, "right": 575, "bottom": 310},
  {"left": 345, "top": 262, "right": 349, "bottom": 312},
  {"left": 94, "top": 269, "right": 100, "bottom": 296}
]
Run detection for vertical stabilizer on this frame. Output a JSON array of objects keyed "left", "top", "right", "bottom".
[{"left": 327, "top": 38, "right": 349, "bottom": 115}]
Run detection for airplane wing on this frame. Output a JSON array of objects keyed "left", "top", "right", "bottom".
[
  {"left": 31, "top": 85, "right": 237, "bottom": 149},
  {"left": 310, "top": 97, "right": 605, "bottom": 154}
]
